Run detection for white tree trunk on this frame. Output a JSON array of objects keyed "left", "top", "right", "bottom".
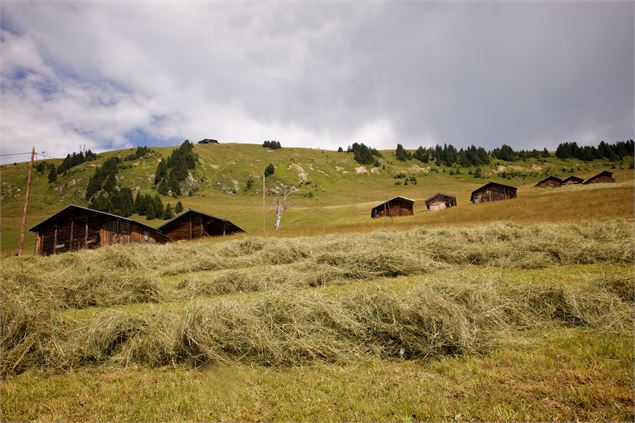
[{"left": 274, "top": 202, "right": 284, "bottom": 230}]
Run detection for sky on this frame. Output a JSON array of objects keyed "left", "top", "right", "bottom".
[{"left": 0, "top": 1, "right": 633, "bottom": 162}]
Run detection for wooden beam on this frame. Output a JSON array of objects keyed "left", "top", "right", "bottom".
[
  {"left": 69, "top": 215, "right": 74, "bottom": 252},
  {"left": 189, "top": 213, "right": 193, "bottom": 240},
  {"left": 53, "top": 226, "right": 58, "bottom": 255},
  {"left": 85, "top": 220, "right": 88, "bottom": 249}
]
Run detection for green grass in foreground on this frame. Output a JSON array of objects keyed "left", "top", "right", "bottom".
[
  {"left": 1, "top": 328, "right": 632, "bottom": 422},
  {"left": 1, "top": 219, "right": 633, "bottom": 421}
]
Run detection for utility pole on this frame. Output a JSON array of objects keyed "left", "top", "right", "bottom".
[
  {"left": 18, "top": 146, "right": 35, "bottom": 256},
  {"left": 262, "top": 175, "right": 266, "bottom": 233}
]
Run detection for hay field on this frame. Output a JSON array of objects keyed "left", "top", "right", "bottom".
[{"left": 1, "top": 219, "right": 633, "bottom": 421}]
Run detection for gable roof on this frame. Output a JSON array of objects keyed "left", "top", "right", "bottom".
[
  {"left": 29, "top": 204, "right": 164, "bottom": 235},
  {"left": 535, "top": 175, "right": 562, "bottom": 186},
  {"left": 424, "top": 193, "right": 456, "bottom": 203},
  {"left": 562, "top": 175, "right": 583, "bottom": 182},
  {"left": 583, "top": 170, "right": 614, "bottom": 184},
  {"left": 470, "top": 182, "right": 517, "bottom": 201},
  {"left": 157, "top": 209, "right": 244, "bottom": 232},
  {"left": 372, "top": 196, "right": 415, "bottom": 209}
]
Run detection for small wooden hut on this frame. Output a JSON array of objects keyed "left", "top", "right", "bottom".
[
  {"left": 158, "top": 209, "right": 244, "bottom": 241},
  {"left": 29, "top": 204, "right": 169, "bottom": 256},
  {"left": 470, "top": 182, "right": 517, "bottom": 204},
  {"left": 370, "top": 196, "right": 414, "bottom": 218},
  {"left": 583, "top": 170, "right": 614, "bottom": 185},
  {"left": 561, "top": 175, "right": 583, "bottom": 185},
  {"left": 424, "top": 193, "right": 457, "bottom": 212},
  {"left": 535, "top": 175, "right": 562, "bottom": 188}
]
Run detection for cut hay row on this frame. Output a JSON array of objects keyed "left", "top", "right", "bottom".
[
  {"left": 1, "top": 273, "right": 632, "bottom": 375},
  {"left": 1, "top": 219, "right": 633, "bottom": 310}
]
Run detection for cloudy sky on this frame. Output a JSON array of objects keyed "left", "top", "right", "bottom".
[{"left": 0, "top": 1, "right": 632, "bottom": 161}]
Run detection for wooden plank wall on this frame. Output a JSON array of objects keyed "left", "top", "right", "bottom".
[
  {"left": 473, "top": 186, "right": 517, "bottom": 203},
  {"left": 35, "top": 212, "right": 163, "bottom": 255}
]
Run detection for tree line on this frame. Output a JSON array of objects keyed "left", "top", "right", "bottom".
[
  {"left": 262, "top": 140, "right": 282, "bottom": 150},
  {"left": 155, "top": 140, "right": 198, "bottom": 196},
  {"left": 556, "top": 140, "right": 633, "bottom": 161},
  {"left": 341, "top": 140, "right": 633, "bottom": 167}
]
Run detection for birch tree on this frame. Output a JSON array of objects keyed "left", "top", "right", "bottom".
[{"left": 272, "top": 185, "right": 297, "bottom": 231}]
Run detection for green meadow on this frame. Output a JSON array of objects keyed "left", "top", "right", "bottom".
[{"left": 1, "top": 144, "right": 633, "bottom": 421}]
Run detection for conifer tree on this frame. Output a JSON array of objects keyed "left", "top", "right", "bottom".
[
  {"left": 48, "top": 165, "right": 57, "bottom": 183},
  {"left": 163, "top": 204, "right": 174, "bottom": 219},
  {"left": 264, "top": 163, "right": 275, "bottom": 177}
]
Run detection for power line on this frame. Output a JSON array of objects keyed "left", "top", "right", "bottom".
[{"left": 0, "top": 152, "right": 34, "bottom": 157}]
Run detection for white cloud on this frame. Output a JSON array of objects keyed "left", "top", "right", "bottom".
[{"left": 0, "top": 2, "right": 632, "bottom": 163}]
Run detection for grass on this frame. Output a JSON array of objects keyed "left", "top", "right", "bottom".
[
  {"left": 1, "top": 328, "right": 632, "bottom": 422},
  {"left": 1, "top": 220, "right": 632, "bottom": 373},
  {"left": 1, "top": 143, "right": 633, "bottom": 254},
  {"left": 1, "top": 149, "right": 633, "bottom": 421}
]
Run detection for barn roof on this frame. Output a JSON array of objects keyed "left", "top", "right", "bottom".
[
  {"left": 424, "top": 192, "right": 455, "bottom": 203},
  {"left": 470, "top": 182, "right": 517, "bottom": 201},
  {"left": 583, "top": 170, "right": 613, "bottom": 184},
  {"left": 372, "top": 196, "right": 415, "bottom": 209},
  {"left": 29, "top": 204, "right": 165, "bottom": 235},
  {"left": 157, "top": 209, "right": 244, "bottom": 232},
  {"left": 534, "top": 175, "right": 562, "bottom": 186},
  {"left": 562, "top": 175, "right": 583, "bottom": 182}
]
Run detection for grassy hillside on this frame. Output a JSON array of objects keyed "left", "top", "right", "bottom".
[
  {"left": 1, "top": 219, "right": 633, "bottom": 421},
  {"left": 1, "top": 143, "right": 633, "bottom": 253}
]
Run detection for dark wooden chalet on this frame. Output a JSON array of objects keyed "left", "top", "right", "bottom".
[
  {"left": 29, "top": 205, "right": 169, "bottom": 256},
  {"left": 158, "top": 209, "right": 244, "bottom": 241},
  {"left": 535, "top": 175, "right": 562, "bottom": 188},
  {"left": 470, "top": 182, "right": 517, "bottom": 204},
  {"left": 583, "top": 170, "right": 614, "bottom": 185},
  {"left": 370, "top": 196, "right": 414, "bottom": 218},
  {"left": 561, "top": 175, "right": 583, "bottom": 185},
  {"left": 424, "top": 193, "right": 457, "bottom": 212}
]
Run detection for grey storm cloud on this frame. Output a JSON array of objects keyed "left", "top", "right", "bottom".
[{"left": 0, "top": 1, "right": 632, "bottom": 160}]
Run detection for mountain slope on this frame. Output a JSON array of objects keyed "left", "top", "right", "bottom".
[{"left": 1, "top": 143, "right": 633, "bottom": 253}]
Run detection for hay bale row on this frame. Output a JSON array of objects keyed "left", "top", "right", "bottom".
[{"left": 2, "top": 274, "right": 632, "bottom": 375}]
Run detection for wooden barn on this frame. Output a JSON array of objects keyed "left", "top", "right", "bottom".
[
  {"left": 470, "top": 182, "right": 517, "bottom": 204},
  {"left": 561, "top": 175, "right": 583, "bottom": 185},
  {"left": 371, "top": 196, "right": 414, "bottom": 218},
  {"left": 158, "top": 209, "right": 244, "bottom": 241},
  {"left": 29, "top": 205, "right": 169, "bottom": 256},
  {"left": 425, "top": 193, "right": 457, "bottom": 212},
  {"left": 583, "top": 170, "right": 614, "bottom": 185},
  {"left": 535, "top": 175, "right": 562, "bottom": 188}
]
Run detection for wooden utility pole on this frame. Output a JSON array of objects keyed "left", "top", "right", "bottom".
[
  {"left": 18, "top": 147, "right": 36, "bottom": 256},
  {"left": 262, "top": 175, "right": 266, "bottom": 233}
]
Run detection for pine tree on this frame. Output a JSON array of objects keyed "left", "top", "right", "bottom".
[
  {"left": 144, "top": 194, "right": 154, "bottom": 217},
  {"left": 175, "top": 201, "right": 183, "bottom": 214},
  {"left": 117, "top": 188, "right": 134, "bottom": 217},
  {"left": 48, "top": 165, "right": 57, "bottom": 183},
  {"left": 153, "top": 194, "right": 164, "bottom": 219},
  {"left": 395, "top": 144, "right": 410, "bottom": 161},
  {"left": 264, "top": 163, "right": 275, "bottom": 177},
  {"left": 134, "top": 192, "right": 145, "bottom": 214},
  {"left": 163, "top": 204, "right": 174, "bottom": 219}
]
